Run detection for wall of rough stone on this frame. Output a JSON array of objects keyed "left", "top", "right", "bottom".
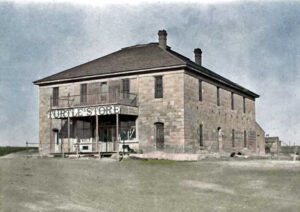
[
  {"left": 183, "top": 71, "right": 257, "bottom": 153},
  {"left": 137, "top": 70, "right": 185, "bottom": 153},
  {"left": 38, "top": 69, "right": 258, "bottom": 155},
  {"left": 255, "top": 122, "right": 266, "bottom": 155},
  {"left": 38, "top": 76, "right": 139, "bottom": 155}
]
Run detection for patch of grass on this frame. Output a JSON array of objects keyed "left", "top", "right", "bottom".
[
  {"left": 0, "top": 147, "right": 37, "bottom": 156},
  {"left": 139, "top": 159, "right": 177, "bottom": 165}
]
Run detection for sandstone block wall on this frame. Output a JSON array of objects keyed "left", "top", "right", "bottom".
[
  {"left": 183, "top": 72, "right": 257, "bottom": 153},
  {"left": 137, "top": 70, "right": 185, "bottom": 153}
]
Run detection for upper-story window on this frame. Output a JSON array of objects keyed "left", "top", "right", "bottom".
[
  {"left": 199, "top": 80, "right": 202, "bottom": 101},
  {"left": 155, "top": 76, "right": 163, "bottom": 98},
  {"left": 243, "top": 97, "right": 246, "bottom": 113},
  {"left": 231, "top": 92, "right": 234, "bottom": 110},
  {"left": 80, "top": 84, "right": 87, "bottom": 103},
  {"left": 100, "top": 82, "right": 108, "bottom": 102},
  {"left": 122, "top": 79, "right": 130, "bottom": 93},
  {"left": 217, "top": 87, "right": 220, "bottom": 106},
  {"left": 101, "top": 82, "right": 108, "bottom": 93},
  {"left": 52, "top": 87, "right": 59, "bottom": 107},
  {"left": 122, "top": 79, "right": 130, "bottom": 98}
]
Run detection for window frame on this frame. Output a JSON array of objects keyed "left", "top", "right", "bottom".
[
  {"left": 243, "top": 97, "right": 246, "bottom": 113},
  {"left": 52, "top": 87, "right": 59, "bottom": 107},
  {"left": 232, "top": 129, "right": 235, "bottom": 147},
  {"left": 244, "top": 130, "right": 247, "bottom": 148},
  {"left": 199, "top": 124, "right": 203, "bottom": 147},
  {"left": 231, "top": 92, "right": 234, "bottom": 110},
  {"left": 154, "top": 76, "right": 163, "bottom": 99},
  {"left": 199, "top": 80, "right": 203, "bottom": 101},
  {"left": 80, "top": 84, "right": 87, "bottom": 104},
  {"left": 217, "top": 87, "right": 220, "bottom": 106}
]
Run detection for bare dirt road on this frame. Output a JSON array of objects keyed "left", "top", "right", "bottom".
[{"left": 1, "top": 151, "right": 300, "bottom": 212}]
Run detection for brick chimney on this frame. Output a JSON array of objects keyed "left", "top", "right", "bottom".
[
  {"left": 158, "top": 30, "right": 167, "bottom": 49},
  {"left": 194, "top": 48, "right": 202, "bottom": 66}
]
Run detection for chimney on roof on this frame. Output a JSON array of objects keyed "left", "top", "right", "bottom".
[
  {"left": 194, "top": 48, "right": 202, "bottom": 66},
  {"left": 158, "top": 30, "right": 167, "bottom": 49}
]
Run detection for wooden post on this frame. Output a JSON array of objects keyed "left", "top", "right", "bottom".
[
  {"left": 67, "top": 117, "right": 70, "bottom": 153},
  {"left": 116, "top": 113, "right": 119, "bottom": 159},
  {"left": 96, "top": 114, "right": 100, "bottom": 159},
  {"left": 49, "top": 95, "right": 52, "bottom": 154},
  {"left": 67, "top": 93, "right": 70, "bottom": 154},
  {"left": 61, "top": 119, "right": 64, "bottom": 158}
]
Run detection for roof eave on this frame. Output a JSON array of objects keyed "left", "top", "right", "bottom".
[
  {"left": 186, "top": 64, "right": 260, "bottom": 99},
  {"left": 33, "top": 64, "right": 187, "bottom": 86}
]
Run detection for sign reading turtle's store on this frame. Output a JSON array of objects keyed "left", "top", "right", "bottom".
[{"left": 48, "top": 105, "right": 121, "bottom": 119}]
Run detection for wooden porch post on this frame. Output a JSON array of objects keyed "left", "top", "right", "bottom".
[
  {"left": 116, "top": 113, "right": 119, "bottom": 156},
  {"left": 67, "top": 116, "right": 70, "bottom": 153},
  {"left": 61, "top": 119, "right": 64, "bottom": 158},
  {"left": 49, "top": 95, "right": 52, "bottom": 154},
  {"left": 96, "top": 114, "right": 99, "bottom": 155},
  {"left": 67, "top": 93, "right": 70, "bottom": 153}
]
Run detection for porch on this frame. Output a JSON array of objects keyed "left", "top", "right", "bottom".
[{"left": 49, "top": 113, "right": 138, "bottom": 156}]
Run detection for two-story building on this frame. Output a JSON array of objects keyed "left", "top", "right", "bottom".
[{"left": 34, "top": 30, "right": 260, "bottom": 156}]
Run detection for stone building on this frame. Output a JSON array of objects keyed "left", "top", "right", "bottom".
[
  {"left": 256, "top": 122, "right": 266, "bottom": 155},
  {"left": 265, "top": 136, "right": 281, "bottom": 154},
  {"left": 34, "top": 30, "right": 260, "bottom": 156}
]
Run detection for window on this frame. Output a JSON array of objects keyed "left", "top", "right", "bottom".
[
  {"left": 76, "top": 120, "right": 92, "bottom": 139},
  {"left": 101, "top": 82, "right": 108, "bottom": 93},
  {"left": 52, "top": 87, "right": 59, "bottom": 107},
  {"left": 232, "top": 129, "right": 235, "bottom": 147},
  {"left": 122, "top": 79, "right": 130, "bottom": 99},
  {"left": 80, "top": 84, "right": 87, "bottom": 103},
  {"left": 199, "top": 124, "right": 203, "bottom": 147},
  {"left": 244, "top": 130, "right": 247, "bottom": 148},
  {"left": 217, "top": 87, "right": 220, "bottom": 106},
  {"left": 231, "top": 92, "right": 234, "bottom": 110},
  {"left": 155, "top": 76, "right": 163, "bottom": 98},
  {"left": 243, "top": 97, "right": 246, "bottom": 113},
  {"left": 199, "top": 80, "right": 202, "bottom": 101},
  {"left": 100, "top": 82, "right": 108, "bottom": 102}
]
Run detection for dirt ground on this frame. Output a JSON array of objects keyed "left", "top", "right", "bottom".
[{"left": 0, "top": 151, "right": 300, "bottom": 212}]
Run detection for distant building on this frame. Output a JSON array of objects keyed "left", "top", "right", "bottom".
[
  {"left": 34, "top": 30, "right": 260, "bottom": 156},
  {"left": 256, "top": 122, "right": 266, "bottom": 155},
  {"left": 265, "top": 136, "right": 281, "bottom": 154}
]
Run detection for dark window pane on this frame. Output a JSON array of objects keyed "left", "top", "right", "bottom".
[
  {"left": 217, "top": 87, "right": 220, "bottom": 106},
  {"left": 199, "top": 80, "right": 202, "bottom": 101},
  {"left": 232, "top": 129, "right": 235, "bottom": 147},
  {"left": 80, "top": 84, "right": 87, "bottom": 103},
  {"left": 155, "top": 122, "right": 164, "bottom": 149},
  {"left": 243, "top": 97, "right": 246, "bottom": 113},
  {"left": 52, "top": 87, "right": 59, "bottom": 107},
  {"left": 122, "top": 79, "right": 130, "bottom": 99},
  {"left": 199, "top": 124, "right": 203, "bottom": 147},
  {"left": 244, "top": 130, "right": 247, "bottom": 148},
  {"left": 231, "top": 92, "right": 234, "bottom": 110},
  {"left": 155, "top": 76, "right": 163, "bottom": 98}
]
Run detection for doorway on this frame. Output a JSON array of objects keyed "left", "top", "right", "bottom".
[
  {"left": 53, "top": 129, "right": 60, "bottom": 153},
  {"left": 217, "top": 127, "right": 222, "bottom": 152},
  {"left": 155, "top": 122, "right": 164, "bottom": 150}
]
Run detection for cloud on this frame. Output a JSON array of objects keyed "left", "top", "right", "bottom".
[{"left": 0, "top": 1, "right": 299, "bottom": 145}]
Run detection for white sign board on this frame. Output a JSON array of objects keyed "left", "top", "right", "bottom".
[{"left": 48, "top": 105, "right": 120, "bottom": 119}]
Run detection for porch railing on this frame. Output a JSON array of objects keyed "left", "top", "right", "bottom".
[{"left": 51, "top": 91, "right": 137, "bottom": 108}]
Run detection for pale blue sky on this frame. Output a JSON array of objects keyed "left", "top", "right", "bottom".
[{"left": 0, "top": 1, "right": 299, "bottom": 146}]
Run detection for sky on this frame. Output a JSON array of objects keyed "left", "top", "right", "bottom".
[{"left": 0, "top": 0, "right": 299, "bottom": 146}]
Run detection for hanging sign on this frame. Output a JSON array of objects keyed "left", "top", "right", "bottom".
[{"left": 48, "top": 105, "right": 120, "bottom": 119}]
